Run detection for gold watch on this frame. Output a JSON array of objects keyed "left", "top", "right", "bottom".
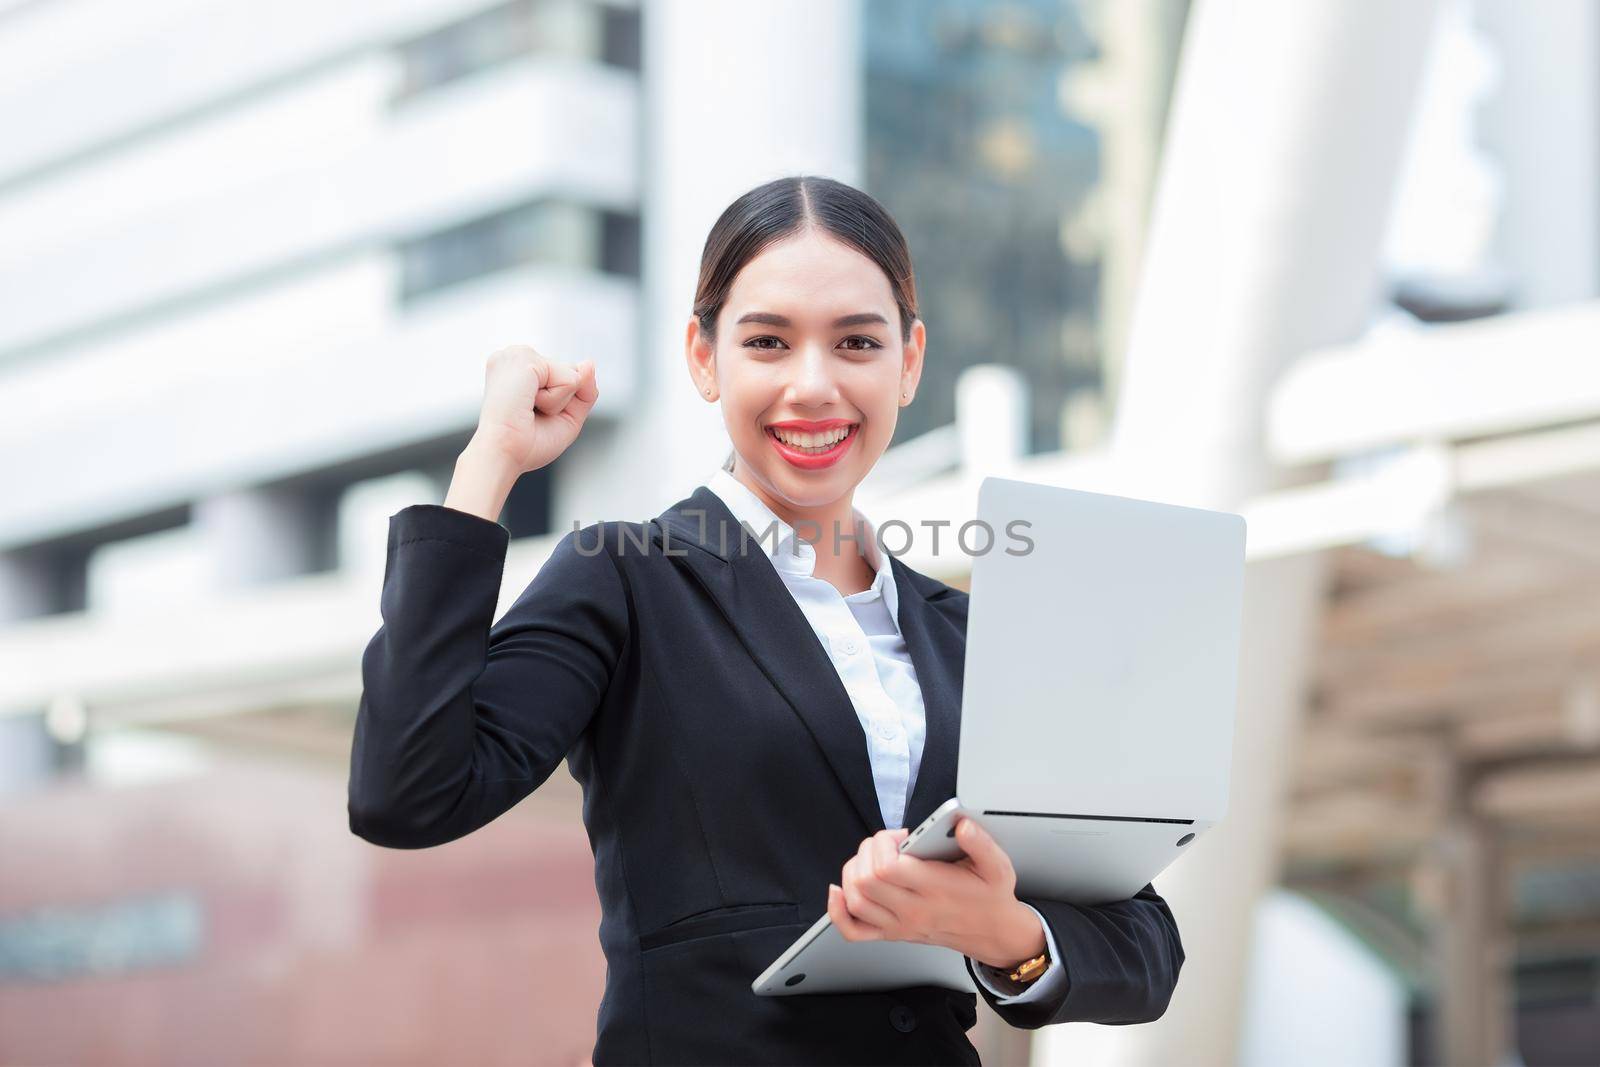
[{"left": 1007, "top": 949, "right": 1051, "bottom": 984}]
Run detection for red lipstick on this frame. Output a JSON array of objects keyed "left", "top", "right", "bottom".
[{"left": 763, "top": 419, "right": 860, "bottom": 470}]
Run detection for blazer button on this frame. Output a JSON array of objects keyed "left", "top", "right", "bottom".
[{"left": 888, "top": 1003, "right": 918, "bottom": 1033}]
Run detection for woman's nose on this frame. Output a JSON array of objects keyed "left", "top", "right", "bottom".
[{"left": 786, "top": 343, "right": 840, "bottom": 403}]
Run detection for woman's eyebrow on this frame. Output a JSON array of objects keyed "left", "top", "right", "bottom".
[{"left": 735, "top": 311, "right": 889, "bottom": 328}]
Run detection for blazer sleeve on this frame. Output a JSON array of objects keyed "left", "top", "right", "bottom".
[
  {"left": 348, "top": 504, "right": 630, "bottom": 849},
  {"left": 962, "top": 880, "right": 1185, "bottom": 1029}
]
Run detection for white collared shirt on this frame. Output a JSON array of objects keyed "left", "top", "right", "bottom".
[
  {"left": 706, "top": 465, "right": 925, "bottom": 830},
  {"left": 703, "top": 466, "right": 1065, "bottom": 1006}
]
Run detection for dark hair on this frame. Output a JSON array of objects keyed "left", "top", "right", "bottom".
[
  {"left": 694, "top": 175, "right": 919, "bottom": 345},
  {"left": 697, "top": 175, "right": 919, "bottom": 475}
]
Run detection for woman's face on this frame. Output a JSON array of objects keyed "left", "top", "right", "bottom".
[{"left": 688, "top": 227, "right": 925, "bottom": 512}]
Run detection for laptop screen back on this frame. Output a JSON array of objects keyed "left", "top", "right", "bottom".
[{"left": 955, "top": 476, "right": 1245, "bottom": 822}]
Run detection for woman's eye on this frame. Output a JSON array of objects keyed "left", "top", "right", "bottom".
[{"left": 742, "top": 335, "right": 882, "bottom": 352}]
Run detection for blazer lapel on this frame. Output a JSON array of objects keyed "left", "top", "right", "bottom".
[
  {"left": 892, "top": 553, "right": 965, "bottom": 832},
  {"left": 651, "top": 485, "right": 887, "bottom": 837}
]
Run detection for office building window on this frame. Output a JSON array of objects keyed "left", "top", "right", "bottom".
[
  {"left": 396, "top": 0, "right": 641, "bottom": 100},
  {"left": 399, "top": 199, "right": 642, "bottom": 301},
  {"left": 600, "top": 209, "right": 641, "bottom": 278},
  {"left": 600, "top": 4, "right": 643, "bottom": 72},
  {"left": 395, "top": 1, "right": 537, "bottom": 98}
]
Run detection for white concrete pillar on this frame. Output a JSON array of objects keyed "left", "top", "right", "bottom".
[
  {"left": 337, "top": 470, "right": 441, "bottom": 581},
  {"left": 193, "top": 487, "right": 320, "bottom": 590},
  {"left": 1112, "top": 0, "right": 1439, "bottom": 506},
  {"left": 1057, "top": 2, "right": 1440, "bottom": 1065},
  {"left": 956, "top": 364, "right": 1028, "bottom": 476},
  {"left": 607, "top": 0, "right": 863, "bottom": 518},
  {"left": 0, "top": 551, "right": 53, "bottom": 622},
  {"left": 1076, "top": 0, "right": 1190, "bottom": 404},
  {"left": 0, "top": 710, "right": 53, "bottom": 798},
  {"left": 1475, "top": 0, "right": 1600, "bottom": 308}
]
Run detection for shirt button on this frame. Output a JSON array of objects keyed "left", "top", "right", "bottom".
[
  {"left": 888, "top": 1003, "right": 918, "bottom": 1032},
  {"left": 874, "top": 721, "right": 897, "bottom": 740},
  {"left": 840, "top": 637, "right": 860, "bottom": 655}
]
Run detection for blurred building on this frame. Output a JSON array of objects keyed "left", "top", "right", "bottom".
[
  {"left": 0, "top": 0, "right": 644, "bottom": 1061},
  {"left": 0, "top": 0, "right": 1179, "bottom": 1062},
  {"left": 4, "top": 1, "right": 1600, "bottom": 1066},
  {"left": 862, "top": 0, "right": 1187, "bottom": 455}
]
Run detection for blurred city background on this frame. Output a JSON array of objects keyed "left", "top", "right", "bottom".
[{"left": 1, "top": 0, "right": 1596, "bottom": 1064}]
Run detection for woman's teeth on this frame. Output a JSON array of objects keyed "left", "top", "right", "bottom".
[{"left": 769, "top": 425, "right": 855, "bottom": 452}]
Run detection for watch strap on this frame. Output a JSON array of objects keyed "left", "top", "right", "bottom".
[{"left": 1007, "top": 950, "right": 1051, "bottom": 984}]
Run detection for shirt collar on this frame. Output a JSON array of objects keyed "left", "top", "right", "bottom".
[{"left": 705, "top": 466, "right": 900, "bottom": 625}]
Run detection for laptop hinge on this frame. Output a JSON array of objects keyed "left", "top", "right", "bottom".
[{"left": 981, "top": 809, "right": 1194, "bottom": 825}]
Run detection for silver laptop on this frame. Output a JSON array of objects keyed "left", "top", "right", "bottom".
[{"left": 752, "top": 475, "right": 1247, "bottom": 996}]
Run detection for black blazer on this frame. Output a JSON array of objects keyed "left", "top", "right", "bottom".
[{"left": 348, "top": 483, "right": 1184, "bottom": 1065}]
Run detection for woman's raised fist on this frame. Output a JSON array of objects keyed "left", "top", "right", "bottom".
[{"left": 472, "top": 345, "right": 599, "bottom": 473}]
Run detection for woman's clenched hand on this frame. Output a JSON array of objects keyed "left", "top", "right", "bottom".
[
  {"left": 474, "top": 344, "right": 599, "bottom": 475},
  {"left": 827, "top": 816, "right": 1048, "bottom": 970}
]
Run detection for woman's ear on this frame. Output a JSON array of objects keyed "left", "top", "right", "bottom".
[
  {"left": 685, "top": 316, "right": 717, "bottom": 400},
  {"left": 900, "top": 318, "right": 927, "bottom": 403}
]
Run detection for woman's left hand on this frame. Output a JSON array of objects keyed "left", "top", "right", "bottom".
[{"left": 827, "top": 816, "right": 1048, "bottom": 970}]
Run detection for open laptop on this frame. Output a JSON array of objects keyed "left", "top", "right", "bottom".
[{"left": 752, "top": 475, "right": 1247, "bottom": 996}]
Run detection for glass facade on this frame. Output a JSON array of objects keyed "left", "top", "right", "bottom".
[{"left": 862, "top": 0, "right": 1113, "bottom": 454}]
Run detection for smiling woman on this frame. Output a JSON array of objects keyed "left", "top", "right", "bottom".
[
  {"left": 685, "top": 177, "right": 925, "bottom": 575},
  {"left": 350, "top": 173, "right": 1185, "bottom": 1067}
]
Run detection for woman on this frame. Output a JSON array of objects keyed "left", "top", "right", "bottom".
[{"left": 348, "top": 175, "right": 1184, "bottom": 1065}]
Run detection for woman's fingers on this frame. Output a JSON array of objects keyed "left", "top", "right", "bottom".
[
  {"left": 533, "top": 359, "right": 581, "bottom": 415},
  {"left": 865, "top": 831, "right": 920, "bottom": 896},
  {"left": 474, "top": 346, "right": 597, "bottom": 473},
  {"left": 559, "top": 360, "right": 599, "bottom": 423},
  {"left": 835, "top": 832, "right": 914, "bottom": 926},
  {"left": 954, "top": 817, "right": 1015, "bottom": 887},
  {"left": 829, "top": 882, "right": 885, "bottom": 941},
  {"left": 834, "top": 832, "right": 929, "bottom": 943},
  {"left": 840, "top": 852, "right": 900, "bottom": 931}
]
